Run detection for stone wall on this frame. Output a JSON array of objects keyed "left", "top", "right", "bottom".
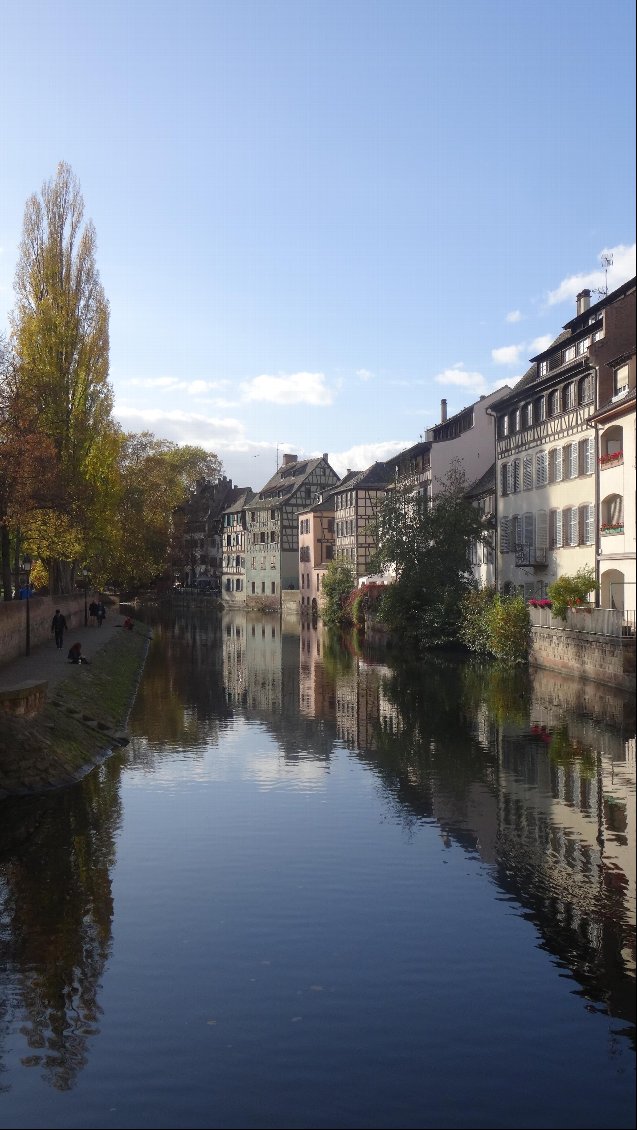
[
  {"left": 530, "top": 624, "right": 635, "bottom": 692},
  {"left": 0, "top": 595, "right": 86, "bottom": 666}
]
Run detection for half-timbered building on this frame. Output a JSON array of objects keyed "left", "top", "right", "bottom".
[
  {"left": 298, "top": 472, "right": 359, "bottom": 616},
  {"left": 245, "top": 453, "right": 339, "bottom": 610},
  {"left": 494, "top": 277, "right": 635, "bottom": 598},
  {"left": 221, "top": 487, "right": 256, "bottom": 605},
  {"left": 333, "top": 462, "right": 393, "bottom": 579}
]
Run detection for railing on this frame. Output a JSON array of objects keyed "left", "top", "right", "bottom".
[{"left": 529, "top": 605, "right": 636, "bottom": 637}]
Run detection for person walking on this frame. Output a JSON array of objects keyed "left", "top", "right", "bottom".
[
  {"left": 95, "top": 599, "right": 106, "bottom": 628},
  {"left": 88, "top": 599, "right": 98, "bottom": 626},
  {"left": 51, "top": 609, "right": 68, "bottom": 650}
]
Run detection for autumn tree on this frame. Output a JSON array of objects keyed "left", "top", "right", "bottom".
[
  {"left": 0, "top": 336, "right": 60, "bottom": 598},
  {"left": 114, "top": 432, "right": 222, "bottom": 589},
  {"left": 9, "top": 162, "right": 117, "bottom": 593}
]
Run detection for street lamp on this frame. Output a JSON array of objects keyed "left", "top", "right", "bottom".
[
  {"left": 83, "top": 568, "right": 89, "bottom": 626},
  {"left": 21, "top": 556, "right": 32, "bottom": 656}
]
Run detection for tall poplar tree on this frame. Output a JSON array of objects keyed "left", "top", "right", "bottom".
[{"left": 10, "top": 162, "right": 116, "bottom": 593}]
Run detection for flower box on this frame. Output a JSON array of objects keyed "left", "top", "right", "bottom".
[
  {"left": 601, "top": 525, "right": 624, "bottom": 536},
  {"left": 599, "top": 451, "right": 623, "bottom": 467}
]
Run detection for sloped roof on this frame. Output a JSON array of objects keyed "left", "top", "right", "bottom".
[
  {"left": 254, "top": 456, "right": 336, "bottom": 507},
  {"left": 465, "top": 462, "right": 495, "bottom": 499}
]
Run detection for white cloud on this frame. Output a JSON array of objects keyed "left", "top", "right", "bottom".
[
  {"left": 491, "top": 344, "right": 524, "bottom": 365},
  {"left": 506, "top": 309, "right": 522, "bottom": 323},
  {"left": 328, "top": 440, "right": 414, "bottom": 479},
  {"left": 529, "top": 334, "right": 553, "bottom": 354},
  {"left": 434, "top": 363, "right": 487, "bottom": 392},
  {"left": 126, "top": 376, "right": 230, "bottom": 393},
  {"left": 547, "top": 243, "right": 636, "bottom": 306},
  {"left": 356, "top": 368, "right": 374, "bottom": 381},
  {"left": 240, "top": 371, "right": 334, "bottom": 406},
  {"left": 113, "top": 404, "right": 246, "bottom": 448}
]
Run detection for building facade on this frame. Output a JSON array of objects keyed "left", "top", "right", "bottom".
[
  {"left": 333, "top": 463, "right": 392, "bottom": 579},
  {"left": 245, "top": 454, "right": 339, "bottom": 611},
  {"left": 221, "top": 488, "right": 255, "bottom": 605},
  {"left": 494, "top": 278, "right": 635, "bottom": 599}
]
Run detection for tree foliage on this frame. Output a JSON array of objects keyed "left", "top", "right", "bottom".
[
  {"left": 320, "top": 559, "right": 356, "bottom": 628},
  {"left": 369, "top": 469, "right": 485, "bottom": 647},
  {"left": 113, "top": 432, "right": 222, "bottom": 589},
  {"left": 9, "top": 161, "right": 117, "bottom": 592}
]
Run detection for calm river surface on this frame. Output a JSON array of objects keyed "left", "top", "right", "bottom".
[{"left": 0, "top": 606, "right": 635, "bottom": 1129}]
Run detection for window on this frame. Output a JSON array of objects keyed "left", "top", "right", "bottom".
[
  {"left": 260, "top": 531, "right": 266, "bottom": 543},
  {"left": 581, "top": 504, "right": 595, "bottom": 545},
  {"left": 578, "top": 373, "right": 593, "bottom": 404},
  {"left": 270, "top": 530, "right": 276, "bottom": 542},
  {"left": 548, "top": 390, "right": 560, "bottom": 416},
  {"left": 261, "top": 582, "right": 266, "bottom": 594},
  {"left": 549, "top": 447, "right": 563, "bottom": 483},
  {"left": 602, "top": 494, "right": 624, "bottom": 528},
  {"left": 614, "top": 363, "right": 629, "bottom": 397},
  {"left": 534, "top": 397, "right": 546, "bottom": 422},
  {"left": 511, "top": 515, "right": 521, "bottom": 549},
  {"left": 536, "top": 510, "right": 548, "bottom": 550},
  {"left": 325, "top": 545, "right": 333, "bottom": 560},
  {"left": 506, "top": 461, "right": 519, "bottom": 494},
  {"left": 535, "top": 451, "right": 548, "bottom": 486},
  {"left": 563, "top": 382, "right": 575, "bottom": 410},
  {"left": 580, "top": 437, "right": 594, "bottom": 475},
  {"left": 270, "top": 509, "right": 276, "bottom": 520},
  {"left": 251, "top": 581, "right": 256, "bottom": 594},
  {"left": 523, "top": 512, "right": 534, "bottom": 546},
  {"left": 563, "top": 345, "right": 576, "bottom": 363},
  {"left": 566, "top": 441, "right": 579, "bottom": 478},
  {"left": 498, "top": 415, "right": 509, "bottom": 438},
  {"left": 523, "top": 456, "right": 533, "bottom": 490},
  {"left": 271, "top": 582, "right": 276, "bottom": 595},
  {"left": 539, "top": 361, "right": 548, "bottom": 376},
  {"left": 577, "top": 337, "right": 590, "bottom": 356},
  {"left": 550, "top": 508, "right": 563, "bottom": 549},
  {"left": 501, "top": 463, "right": 509, "bottom": 496}
]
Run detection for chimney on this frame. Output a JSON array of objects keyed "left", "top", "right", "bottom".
[
  {"left": 282, "top": 453, "right": 297, "bottom": 467},
  {"left": 441, "top": 398, "right": 448, "bottom": 423},
  {"left": 576, "top": 289, "right": 591, "bottom": 316},
  {"left": 322, "top": 452, "right": 328, "bottom": 462}
]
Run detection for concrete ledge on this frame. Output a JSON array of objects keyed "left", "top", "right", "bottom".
[
  {"left": 0, "top": 680, "right": 48, "bottom": 717},
  {"left": 530, "top": 624, "right": 635, "bottom": 692}
]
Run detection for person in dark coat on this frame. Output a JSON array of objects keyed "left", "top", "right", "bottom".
[
  {"left": 88, "top": 599, "right": 98, "bottom": 626},
  {"left": 95, "top": 599, "right": 106, "bottom": 627},
  {"left": 51, "top": 609, "right": 68, "bottom": 650}
]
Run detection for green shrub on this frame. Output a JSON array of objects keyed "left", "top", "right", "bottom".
[
  {"left": 459, "top": 588, "right": 529, "bottom": 663},
  {"left": 321, "top": 560, "right": 356, "bottom": 628},
  {"left": 486, "top": 594, "right": 530, "bottom": 663},
  {"left": 547, "top": 567, "right": 599, "bottom": 622},
  {"left": 459, "top": 587, "right": 496, "bottom": 654}
]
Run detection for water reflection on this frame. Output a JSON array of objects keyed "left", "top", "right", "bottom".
[
  {"left": 0, "top": 759, "right": 122, "bottom": 1090},
  {"left": 0, "top": 606, "right": 634, "bottom": 1108}
]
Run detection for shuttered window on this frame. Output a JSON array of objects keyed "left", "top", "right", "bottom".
[
  {"left": 550, "top": 509, "right": 563, "bottom": 549},
  {"left": 580, "top": 436, "right": 594, "bottom": 475},
  {"left": 535, "top": 451, "right": 548, "bottom": 486},
  {"left": 500, "top": 517, "right": 510, "bottom": 553},
  {"left": 523, "top": 456, "right": 533, "bottom": 490},
  {"left": 581, "top": 504, "right": 595, "bottom": 545},
  {"left": 568, "top": 442, "right": 579, "bottom": 478},
  {"left": 536, "top": 510, "right": 548, "bottom": 550},
  {"left": 501, "top": 464, "right": 508, "bottom": 495},
  {"left": 523, "top": 512, "right": 534, "bottom": 546}
]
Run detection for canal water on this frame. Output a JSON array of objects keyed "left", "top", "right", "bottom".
[{"left": 0, "top": 607, "right": 635, "bottom": 1130}]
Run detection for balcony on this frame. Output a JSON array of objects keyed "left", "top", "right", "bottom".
[
  {"left": 599, "top": 451, "right": 623, "bottom": 469},
  {"left": 601, "top": 524, "right": 624, "bottom": 536}
]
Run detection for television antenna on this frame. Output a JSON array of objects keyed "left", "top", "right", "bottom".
[{"left": 593, "top": 253, "right": 613, "bottom": 299}]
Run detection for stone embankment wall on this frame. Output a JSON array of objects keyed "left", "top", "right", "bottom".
[
  {"left": 529, "top": 623, "right": 635, "bottom": 692},
  {"left": 0, "top": 595, "right": 87, "bottom": 667}
]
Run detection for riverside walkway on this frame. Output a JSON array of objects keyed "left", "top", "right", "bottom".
[{"left": 0, "top": 611, "right": 127, "bottom": 694}]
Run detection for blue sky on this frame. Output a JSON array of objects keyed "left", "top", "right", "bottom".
[{"left": 1, "top": 0, "right": 635, "bottom": 488}]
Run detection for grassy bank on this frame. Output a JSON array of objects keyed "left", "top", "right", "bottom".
[{"left": 0, "top": 626, "right": 151, "bottom": 799}]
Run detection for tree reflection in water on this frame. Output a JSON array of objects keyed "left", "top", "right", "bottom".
[{"left": 0, "top": 758, "right": 122, "bottom": 1090}]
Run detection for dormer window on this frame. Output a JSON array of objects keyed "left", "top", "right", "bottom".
[
  {"left": 563, "top": 345, "right": 576, "bottom": 363},
  {"left": 539, "top": 360, "right": 548, "bottom": 376}
]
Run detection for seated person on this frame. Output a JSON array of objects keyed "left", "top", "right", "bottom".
[
  {"left": 123, "top": 617, "right": 134, "bottom": 630},
  {"left": 68, "top": 642, "right": 89, "bottom": 664}
]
